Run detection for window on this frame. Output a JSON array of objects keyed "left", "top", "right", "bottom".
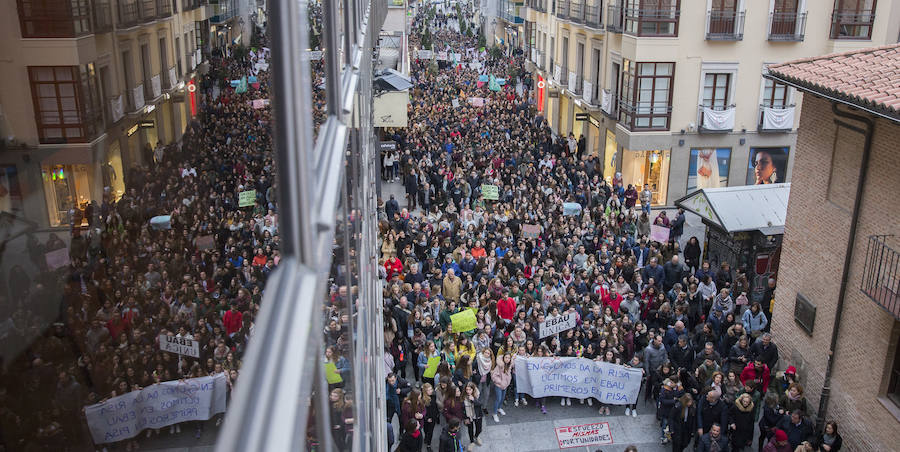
[
  {"left": 831, "top": 0, "right": 876, "bottom": 39},
  {"left": 624, "top": 0, "right": 680, "bottom": 37},
  {"left": 620, "top": 61, "right": 674, "bottom": 130},
  {"left": 17, "top": 0, "right": 91, "bottom": 37},
  {"left": 769, "top": 0, "right": 805, "bottom": 40},
  {"left": 761, "top": 78, "right": 789, "bottom": 109},
  {"left": 703, "top": 73, "right": 731, "bottom": 110},
  {"left": 28, "top": 66, "right": 99, "bottom": 144}
]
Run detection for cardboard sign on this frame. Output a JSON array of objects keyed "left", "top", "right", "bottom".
[
  {"left": 481, "top": 184, "right": 499, "bottom": 201},
  {"left": 423, "top": 356, "right": 442, "bottom": 379},
  {"left": 195, "top": 235, "right": 215, "bottom": 250},
  {"left": 650, "top": 224, "right": 670, "bottom": 243},
  {"left": 159, "top": 334, "right": 200, "bottom": 358},
  {"left": 521, "top": 224, "right": 540, "bottom": 239},
  {"left": 325, "top": 362, "right": 343, "bottom": 384},
  {"left": 555, "top": 422, "right": 613, "bottom": 449},
  {"left": 45, "top": 247, "right": 70, "bottom": 270},
  {"left": 539, "top": 313, "right": 577, "bottom": 339},
  {"left": 238, "top": 190, "right": 257, "bottom": 207},
  {"left": 450, "top": 309, "right": 477, "bottom": 332}
]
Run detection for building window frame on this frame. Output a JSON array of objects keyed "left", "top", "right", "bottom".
[
  {"left": 624, "top": 0, "right": 681, "bottom": 37},
  {"left": 16, "top": 0, "right": 92, "bottom": 38},
  {"left": 27, "top": 66, "right": 97, "bottom": 144},
  {"left": 830, "top": 0, "right": 876, "bottom": 40},
  {"left": 619, "top": 60, "right": 675, "bottom": 131}
]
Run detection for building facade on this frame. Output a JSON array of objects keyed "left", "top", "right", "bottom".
[
  {"left": 0, "top": 0, "right": 232, "bottom": 228},
  {"left": 766, "top": 45, "right": 900, "bottom": 450},
  {"left": 517, "top": 0, "right": 900, "bottom": 206}
]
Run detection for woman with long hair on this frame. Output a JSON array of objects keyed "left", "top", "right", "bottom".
[
  {"left": 401, "top": 389, "right": 426, "bottom": 437},
  {"left": 489, "top": 353, "right": 513, "bottom": 423},
  {"left": 475, "top": 347, "right": 493, "bottom": 410},
  {"left": 329, "top": 388, "right": 354, "bottom": 450},
  {"left": 461, "top": 382, "right": 484, "bottom": 450},
  {"left": 667, "top": 393, "right": 696, "bottom": 452}
]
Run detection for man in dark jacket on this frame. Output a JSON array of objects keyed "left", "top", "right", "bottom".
[
  {"left": 776, "top": 410, "right": 815, "bottom": 449},
  {"left": 697, "top": 390, "right": 728, "bottom": 439},
  {"left": 671, "top": 208, "right": 686, "bottom": 244},
  {"left": 439, "top": 417, "right": 464, "bottom": 452},
  {"left": 669, "top": 335, "right": 695, "bottom": 372},
  {"left": 750, "top": 333, "right": 779, "bottom": 371},
  {"left": 642, "top": 257, "right": 666, "bottom": 288},
  {"left": 698, "top": 423, "right": 730, "bottom": 452},
  {"left": 663, "top": 256, "right": 685, "bottom": 291}
]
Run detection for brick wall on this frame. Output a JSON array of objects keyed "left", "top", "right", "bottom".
[{"left": 772, "top": 94, "right": 900, "bottom": 450}]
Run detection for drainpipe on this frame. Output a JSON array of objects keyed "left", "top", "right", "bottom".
[{"left": 815, "top": 102, "right": 875, "bottom": 431}]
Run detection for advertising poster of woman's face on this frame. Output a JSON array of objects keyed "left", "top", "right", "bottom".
[{"left": 747, "top": 147, "right": 789, "bottom": 184}]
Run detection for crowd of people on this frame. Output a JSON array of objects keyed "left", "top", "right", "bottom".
[
  {"left": 378, "top": 4, "right": 842, "bottom": 452},
  {"left": 0, "top": 26, "right": 360, "bottom": 451}
]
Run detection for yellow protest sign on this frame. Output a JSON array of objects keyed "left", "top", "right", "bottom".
[
  {"left": 325, "top": 362, "right": 343, "bottom": 384},
  {"left": 423, "top": 356, "right": 442, "bottom": 379},
  {"left": 450, "top": 309, "right": 477, "bottom": 333}
]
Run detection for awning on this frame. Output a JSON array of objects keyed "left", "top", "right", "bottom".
[
  {"left": 374, "top": 69, "right": 412, "bottom": 92},
  {"left": 675, "top": 183, "right": 790, "bottom": 234}
]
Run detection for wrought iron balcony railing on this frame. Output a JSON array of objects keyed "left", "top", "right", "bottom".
[
  {"left": 862, "top": 235, "right": 900, "bottom": 320},
  {"left": 706, "top": 9, "right": 745, "bottom": 40},
  {"left": 830, "top": 10, "right": 875, "bottom": 40},
  {"left": 768, "top": 11, "right": 806, "bottom": 41}
]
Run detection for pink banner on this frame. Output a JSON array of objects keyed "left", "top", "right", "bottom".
[{"left": 650, "top": 224, "right": 670, "bottom": 243}]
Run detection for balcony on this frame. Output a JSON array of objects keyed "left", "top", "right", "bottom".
[
  {"left": 109, "top": 94, "right": 124, "bottom": 123},
  {"left": 157, "top": 0, "right": 172, "bottom": 18},
  {"left": 570, "top": 1, "right": 584, "bottom": 23},
  {"left": 167, "top": 66, "right": 177, "bottom": 89},
  {"left": 93, "top": 0, "right": 113, "bottom": 32},
  {"left": 143, "top": 79, "right": 154, "bottom": 101},
  {"left": 129, "top": 84, "right": 145, "bottom": 112},
  {"left": 557, "top": 0, "right": 569, "bottom": 20},
  {"left": 584, "top": 4, "right": 603, "bottom": 29},
  {"left": 528, "top": 0, "right": 545, "bottom": 12},
  {"left": 582, "top": 78, "right": 594, "bottom": 104},
  {"left": 699, "top": 105, "right": 735, "bottom": 133},
  {"left": 830, "top": 10, "right": 875, "bottom": 40},
  {"left": 706, "top": 9, "right": 745, "bottom": 40},
  {"left": 862, "top": 235, "right": 900, "bottom": 320},
  {"left": 117, "top": 0, "right": 139, "bottom": 26},
  {"left": 607, "top": 4, "right": 623, "bottom": 32},
  {"left": 140, "top": 0, "right": 157, "bottom": 20},
  {"left": 618, "top": 98, "right": 672, "bottom": 131},
  {"left": 183, "top": 0, "right": 202, "bottom": 10},
  {"left": 768, "top": 11, "right": 806, "bottom": 41},
  {"left": 600, "top": 89, "right": 615, "bottom": 117},
  {"left": 624, "top": 6, "right": 680, "bottom": 37},
  {"left": 572, "top": 73, "right": 583, "bottom": 95},
  {"left": 560, "top": 68, "right": 570, "bottom": 87},
  {"left": 17, "top": 0, "right": 93, "bottom": 37},
  {"left": 758, "top": 104, "right": 795, "bottom": 132}
]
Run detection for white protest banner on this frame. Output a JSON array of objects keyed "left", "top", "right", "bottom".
[
  {"left": 451, "top": 98, "right": 460, "bottom": 108},
  {"left": 84, "top": 373, "right": 227, "bottom": 444},
  {"left": 514, "top": 356, "right": 642, "bottom": 404},
  {"left": 436, "top": 51, "right": 448, "bottom": 61},
  {"left": 555, "top": 422, "right": 614, "bottom": 449},
  {"left": 539, "top": 313, "right": 577, "bottom": 339},
  {"left": 418, "top": 49, "right": 434, "bottom": 59},
  {"left": 650, "top": 224, "right": 670, "bottom": 243},
  {"left": 159, "top": 334, "right": 200, "bottom": 358}
]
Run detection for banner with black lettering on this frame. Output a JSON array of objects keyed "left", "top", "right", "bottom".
[
  {"left": 539, "top": 313, "right": 577, "bottom": 339},
  {"left": 514, "top": 357, "right": 642, "bottom": 405},
  {"left": 84, "top": 373, "right": 227, "bottom": 444}
]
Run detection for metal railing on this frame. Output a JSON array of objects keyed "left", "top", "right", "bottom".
[
  {"left": 560, "top": 67, "right": 569, "bottom": 86},
  {"left": 607, "top": 4, "right": 623, "bottom": 32},
  {"left": 117, "top": 0, "right": 140, "bottom": 27},
  {"left": 768, "top": 11, "right": 806, "bottom": 41},
  {"left": 570, "top": 1, "right": 583, "bottom": 23},
  {"left": 862, "top": 235, "right": 900, "bottom": 320},
  {"left": 830, "top": 10, "right": 876, "bottom": 39},
  {"left": 573, "top": 73, "right": 583, "bottom": 94},
  {"left": 698, "top": 104, "right": 735, "bottom": 132},
  {"left": 584, "top": 4, "right": 602, "bottom": 29},
  {"left": 624, "top": 6, "right": 680, "bottom": 37},
  {"left": 157, "top": 0, "right": 172, "bottom": 17},
  {"left": 557, "top": 0, "right": 569, "bottom": 19},
  {"left": 618, "top": 98, "right": 673, "bottom": 130},
  {"left": 93, "top": 0, "right": 113, "bottom": 31},
  {"left": 183, "top": 0, "right": 202, "bottom": 10},
  {"left": 706, "top": 9, "right": 745, "bottom": 40}
]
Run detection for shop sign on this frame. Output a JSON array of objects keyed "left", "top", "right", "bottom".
[
  {"left": 575, "top": 113, "right": 589, "bottom": 121},
  {"left": 127, "top": 124, "right": 140, "bottom": 136},
  {"left": 139, "top": 120, "right": 155, "bottom": 129}
]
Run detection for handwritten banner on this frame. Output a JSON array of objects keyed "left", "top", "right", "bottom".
[
  {"left": 556, "top": 422, "right": 614, "bottom": 449},
  {"left": 481, "top": 184, "right": 499, "bottom": 201},
  {"left": 539, "top": 313, "right": 577, "bottom": 339},
  {"left": 159, "top": 335, "right": 200, "bottom": 358},
  {"left": 238, "top": 190, "right": 257, "bottom": 207},
  {"left": 521, "top": 224, "right": 540, "bottom": 239},
  {"left": 45, "top": 247, "right": 70, "bottom": 270},
  {"left": 84, "top": 373, "right": 227, "bottom": 444},
  {"left": 514, "top": 357, "right": 642, "bottom": 404}
]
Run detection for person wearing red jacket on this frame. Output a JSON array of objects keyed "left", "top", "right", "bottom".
[
  {"left": 740, "top": 359, "right": 771, "bottom": 394},
  {"left": 496, "top": 290, "right": 516, "bottom": 321},
  {"left": 223, "top": 304, "right": 243, "bottom": 336},
  {"left": 602, "top": 288, "right": 623, "bottom": 314},
  {"left": 385, "top": 256, "right": 404, "bottom": 281}
]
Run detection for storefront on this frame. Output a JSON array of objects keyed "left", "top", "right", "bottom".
[
  {"left": 621, "top": 148, "right": 671, "bottom": 205},
  {"left": 602, "top": 129, "right": 616, "bottom": 184}
]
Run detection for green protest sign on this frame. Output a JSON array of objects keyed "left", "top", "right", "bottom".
[
  {"left": 450, "top": 309, "right": 477, "bottom": 332},
  {"left": 423, "top": 356, "right": 442, "bottom": 379},
  {"left": 325, "top": 362, "right": 343, "bottom": 384},
  {"left": 481, "top": 184, "right": 499, "bottom": 201},
  {"left": 238, "top": 190, "right": 257, "bottom": 207}
]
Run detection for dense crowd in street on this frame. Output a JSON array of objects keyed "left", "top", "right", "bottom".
[
  {"left": 0, "top": 26, "right": 356, "bottom": 451},
  {"left": 377, "top": 4, "right": 842, "bottom": 452}
]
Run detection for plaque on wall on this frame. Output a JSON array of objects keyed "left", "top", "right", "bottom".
[{"left": 794, "top": 293, "right": 816, "bottom": 336}]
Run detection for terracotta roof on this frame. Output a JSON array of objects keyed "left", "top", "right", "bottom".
[{"left": 766, "top": 43, "right": 900, "bottom": 122}]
